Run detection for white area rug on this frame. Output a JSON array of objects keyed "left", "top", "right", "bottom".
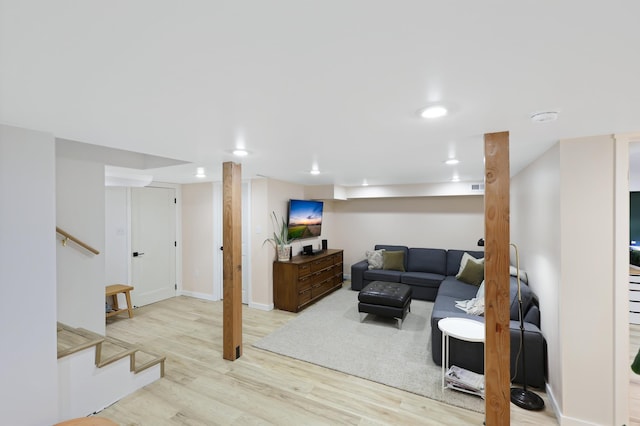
[{"left": 253, "top": 287, "right": 484, "bottom": 413}]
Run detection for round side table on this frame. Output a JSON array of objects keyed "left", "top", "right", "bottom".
[{"left": 438, "top": 317, "right": 485, "bottom": 397}]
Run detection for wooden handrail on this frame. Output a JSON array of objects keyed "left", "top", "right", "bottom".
[{"left": 56, "top": 227, "right": 100, "bottom": 255}]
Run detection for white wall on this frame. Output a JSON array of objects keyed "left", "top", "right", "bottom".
[
  {"left": 0, "top": 124, "right": 59, "bottom": 425},
  {"left": 56, "top": 155, "right": 106, "bottom": 335},
  {"left": 248, "top": 178, "right": 484, "bottom": 308},
  {"left": 330, "top": 196, "right": 485, "bottom": 274},
  {"left": 512, "top": 135, "right": 622, "bottom": 425},
  {"left": 511, "top": 144, "right": 562, "bottom": 409},
  {"left": 182, "top": 182, "right": 214, "bottom": 298},
  {"left": 105, "top": 187, "right": 130, "bottom": 285}
]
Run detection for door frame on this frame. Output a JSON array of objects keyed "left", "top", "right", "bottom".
[{"left": 616, "top": 132, "right": 640, "bottom": 425}]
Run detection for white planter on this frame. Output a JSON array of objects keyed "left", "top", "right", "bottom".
[{"left": 277, "top": 245, "right": 291, "bottom": 261}]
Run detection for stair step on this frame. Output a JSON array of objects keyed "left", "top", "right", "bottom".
[
  {"left": 57, "top": 323, "right": 104, "bottom": 359},
  {"left": 57, "top": 322, "right": 165, "bottom": 377},
  {"left": 133, "top": 351, "right": 166, "bottom": 376},
  {"left": 97, "top": 338, "right": 138, "bottom": 368},
  {"left": 101, "top": 336, "right": 165, "bottom": 376}
]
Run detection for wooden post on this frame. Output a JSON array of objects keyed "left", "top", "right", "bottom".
[
  {"left": 222, "top": 162, "right": 242, "bottom": 361},
  {"left": 484, "top": 131, "right": 511, "bottom": 425}
]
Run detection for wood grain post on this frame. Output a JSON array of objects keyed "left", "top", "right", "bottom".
[
  {"left": 222, "top": 161, "right": 243, "bottom": 361},
  {"left": 484, "top": 131, "right": 511, "bottom": 425}
]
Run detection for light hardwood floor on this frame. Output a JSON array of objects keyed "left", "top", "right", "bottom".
[{"left": 98, "top": 294, "right": 637, "bottom": 425}]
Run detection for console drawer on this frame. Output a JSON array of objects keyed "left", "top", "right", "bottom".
[{"left": 311, "top": 256, "right": 334, "bottom": 272}]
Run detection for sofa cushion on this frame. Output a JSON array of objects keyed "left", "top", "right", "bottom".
[
  {"left": 509, "top": 277, "right": 534, "bottom": 320},
  {"left": 432, "top": 294, "right": 482, "bottom": 323},
  {"left": 457, "top": 252, "right": 484, "bottom": 276},
  {"left": 456, "top": 258, "right": 485, "bottom": 286},
  {"left": 407, "top": 248, "right": 447, "bottom": 275},
  {"left": 401, "top": 272, "right": 445, "bottom": 287},
  {"left": 375, "top": 245, "right": 408, "bottom": 271},
  {"left": 365, "top": 249, "right": 385, "bottom": 270},
  {"left": 436, "top": 277, "right": 479, "bottom": 299},
  {"left": 383, "top": 250, "right": 405, "bottom": 271},
  {"left": 363, "top": 269, "right": 402, "bottom": 283},
  {"left": 446, "top": 249, "right": 485, "bottom": 276}
]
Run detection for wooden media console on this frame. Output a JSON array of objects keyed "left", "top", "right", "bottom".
[{"left": 273, "top": 249, "right": 343, "bottom": 313}]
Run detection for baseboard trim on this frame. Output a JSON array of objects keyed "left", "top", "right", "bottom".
[
  {"left": 249, "top": 302, "right": 273, "bottom": 311},
  {"left": 546, "top": 383, "right": 561, "bottom": 423},
  {"left": 546, "top": 382, "right": 600, "bottom": 425},
  {"left": 178, "top": 290, "right": 218, "bottom": 301}
]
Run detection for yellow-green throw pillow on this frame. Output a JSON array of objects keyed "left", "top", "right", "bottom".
[
  {"left": 383, "top": 250, "right": 405, "bottom": 272},
  {"left": 457, "top": 259, "right": 484, "bottom": 286}
]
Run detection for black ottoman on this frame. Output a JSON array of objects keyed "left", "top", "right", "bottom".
[{"left": 358, "top": 281, "right": 412, "bottom": 329}]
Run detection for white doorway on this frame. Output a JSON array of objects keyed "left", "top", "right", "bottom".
[{"left": 131, "top": 186, "right": 177, "bottom": 306}]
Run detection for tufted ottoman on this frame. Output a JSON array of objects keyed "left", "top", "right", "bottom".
[{"left": 358, "top": 281, "right": 412, "bottom": 329}]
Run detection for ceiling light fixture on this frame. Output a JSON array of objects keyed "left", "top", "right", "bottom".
[
  {"left": 451, "top": 175, "right": 460, "bottom": 182},
  {"left": 419, "top": 105, "right": 448, "bottom": 119},
  {"left": 195, "top": 167, "right": 206, "bottom": 178},
  {"left": 445, "top": 158, "right": 459, "bottom": 165},
  {"left": 233, "top": 149, "right": 248, "bottom": 157},
  {"left": 530, "top": 111, "right": 559, "bottom": 123},
  {"left": 362, "top": 179, "right": 369, "bottom": 186},
  {"left": 310, "top": 169, "right": 320, "bottom": 175}
]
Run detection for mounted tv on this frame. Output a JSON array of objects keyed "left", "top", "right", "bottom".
[{"left": 287, "top": 199, "right": 324, "bottom": 240}]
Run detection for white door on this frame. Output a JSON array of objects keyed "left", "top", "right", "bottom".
[{"left": 131, "top": 186, "right": 176, "bottom": 306}]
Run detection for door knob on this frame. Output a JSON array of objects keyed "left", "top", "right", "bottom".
[{"left": 132, "top": 251, "right": 145, "bottom": 257}]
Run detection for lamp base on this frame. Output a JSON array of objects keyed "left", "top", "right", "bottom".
[{"left": 510, "top": 387, "right": 545, "bottom": 411}]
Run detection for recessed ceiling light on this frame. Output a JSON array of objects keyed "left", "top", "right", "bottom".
[
  {"left": 195, "top": 167, "right": 206, "bottom": 178},
  {"left": 451, "top": 175, "right": 460, "bottom": 182},
  {"left": 233, "top": 149, "right": 249, "bottom": 157},
  {"left": 419, "top": 105, "right": 448, "bottom": 119},
  {"left": 310, "top": 169, "right": 320, "bottom": 175},
  {"left": 530, "top": 111, "right": 559, "bottom": 123},
  {"left": 444, "top": 158, "right": 459, "bottom": 165},
  {"left": 362, "top": 179, "right": 369, "bottom": 186}
]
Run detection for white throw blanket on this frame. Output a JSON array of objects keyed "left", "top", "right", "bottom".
[{"left": 455, "top": 297, "right": 485, "bottom": 316}]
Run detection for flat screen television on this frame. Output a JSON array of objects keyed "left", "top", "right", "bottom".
[{"left": 287, "top": 199, "right": 323, "bottom": 240}]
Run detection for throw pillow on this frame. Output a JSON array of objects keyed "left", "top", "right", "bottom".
[
  {"left": 365, "top": 249, "right": 385, "bottom": 270},
  {"left": 383, "top": 250, "right": 405, "bottom": 271},
  {"left": 509, "top": 265, "right": 528, "bottom": 283},
  {"left": 456, "top": 259, "right": 484, "bottom": 286},
  {"left": 457, "top": 252, "right": 484, "bottom": 276}
]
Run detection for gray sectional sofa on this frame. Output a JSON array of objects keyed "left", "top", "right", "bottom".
[{"left": 350, "top": 244, "right": 547, "bottom": 388}]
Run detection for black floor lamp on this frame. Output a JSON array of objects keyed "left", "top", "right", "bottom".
[{"left": 477, "top": 238, "right": 545, "bottom": 411}]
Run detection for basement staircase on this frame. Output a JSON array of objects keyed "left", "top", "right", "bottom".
[{"left": 57, "top": 322, "right": 165, "bottom": 419}]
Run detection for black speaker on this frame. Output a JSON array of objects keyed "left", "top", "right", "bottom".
[
  {"left": 303, "top": 245, "right": 313, "bottom": 255},
  {"left": 322, "top": 239, "right": 327, "bottom": 250}
]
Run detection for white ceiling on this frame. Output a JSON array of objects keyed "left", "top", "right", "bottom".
[{"left": 2, "top": 1, "right": 640, "bottom": 186}]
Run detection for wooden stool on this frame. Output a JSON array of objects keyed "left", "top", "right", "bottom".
[{"left": 106, "top": 284, "right": 134, "bottom": 319}]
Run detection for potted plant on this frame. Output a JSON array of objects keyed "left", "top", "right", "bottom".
[{"left": 263, "top": 211, "right": 295, "bottom": 261}]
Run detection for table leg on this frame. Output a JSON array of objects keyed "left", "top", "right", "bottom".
[
  {"left": 124, "top": 290, "right": 133, "bottom": 318},
  {"left": 442, "top": 332, "right": 446, "bottom": 389}
]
